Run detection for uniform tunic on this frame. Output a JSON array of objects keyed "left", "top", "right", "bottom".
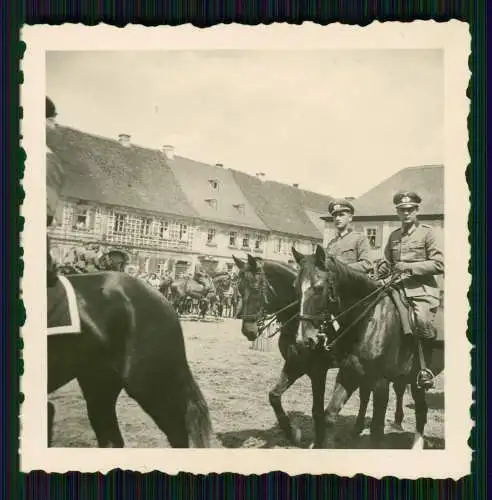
[
  {"left": 46, "top": 144, "right": 65, "bottom": 224},
  {"left": 384, "top": 222, "right": 444, "bottom": 339},
  {"left": 326, "top": 228, "right": 373, "bottom": 274}
]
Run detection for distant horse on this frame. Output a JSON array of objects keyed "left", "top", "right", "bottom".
[
  {"left": 233, "top": 253, "right": 410, "bottom": 449},
  {"left": 170, "top": 273, "right": 215, "bottom": 315},
  {"left": 99, "top": 249, "right": 129, "bottom": 272},
  {"left": 48, "top": 272, "right": 211, "bottom": 448},
  {"left": 293, "top": 245, "right": 444, "bottom": 448},
  {"left": 159, "top": 275, "right": 174, "bottom": 297}
]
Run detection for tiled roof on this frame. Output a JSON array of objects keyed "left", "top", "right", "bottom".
[
  {"left": 47, "top": 126, "right": 198, "bottom": 219},
  {"left": 167, "top": 157, "right": 269, "bottom": 231},
  {"left": 350, "top": 165, "right": 444, "bottom": 218},
  {"left": 231, "top": 171, "right": 333, "bottom": 239}
]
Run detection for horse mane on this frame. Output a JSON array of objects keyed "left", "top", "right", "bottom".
[
  {"left": 328, "top": 256, "right": 378, "bottom": 292},
  {"left": 262, "top": 259, "right": 297, "bottom": 278}
]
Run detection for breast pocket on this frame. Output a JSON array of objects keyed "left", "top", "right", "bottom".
[
  {"left": 341, "top": 248, "right": 356, "bottom": 263},
  {"left": 406, "top": 241, "right": 426, "bottom": 260}
]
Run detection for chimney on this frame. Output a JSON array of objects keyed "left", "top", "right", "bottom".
[
  {"left": 161, "top": 144, "right": 175, "bottom": 161},
  {"left": 256, "top": 172, "right": 266, "bottom": 181},
  {"left": 216, "top": 162, "right": 224, "bottom": 168},
  {"left": 118, "top": 133, "right": 131, "bottom": 147},
  {"left": 293, "top": 183, "right": 299, "bottom": 188}
]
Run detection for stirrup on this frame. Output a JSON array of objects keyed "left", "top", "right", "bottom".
[{"left": 417, "top": 368, "right": 435, "bottom": 390}]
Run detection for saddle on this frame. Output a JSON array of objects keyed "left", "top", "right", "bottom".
[
  {"left": 47, "top": 275, "right": 81, "bottom": 335},
  {"left": 387, "top": 285, "right": 415, "bottom": 336}
]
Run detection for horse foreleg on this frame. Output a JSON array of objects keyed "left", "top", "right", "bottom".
[
  {"left": 392, "top": 379, "right": 407, "bottom": 430},
  {"left": 353, "top": 383, "right": 372, "bottom": 438},
  {"left": 77, "top": 368, "right": 124, "bottom": 448},
  {"left": 370, "top": 378, "right": 390, "bottom": 448},
  {"left": 410, "top": 382, "right": 428, "bottom": 449},
  {"left": 269, "top": 362, "right": 304, "bottom": 446},
  {"left": 323, "top": 366, "right": 358, "bottom": 447},
  {"left": 309, "top": 364, "right": 328, "bottom": 449},
  {"left": 47, "top": 401, "right": 55, "bottom": 447}
]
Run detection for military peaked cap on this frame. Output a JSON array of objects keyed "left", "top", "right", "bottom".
[
  {"left": 393, "top": 191, "right": 422, "bottom": 209},
  {"left": 328, "top": 199, "right": 355, "bottom": 215}
]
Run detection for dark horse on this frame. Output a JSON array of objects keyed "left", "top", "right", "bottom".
[
  {"left": 48, "top": 271, "right": 211, "bottom": 448},
  {"left": 232, "top": 253, "right": 411, "bottom": 449},
  {"left": 294, "top": 245, "right": 444, "bottom": 448}
]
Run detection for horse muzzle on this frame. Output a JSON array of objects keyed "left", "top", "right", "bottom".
[{"left": 241, "top": 320, "right": 259, "bottom": 341}]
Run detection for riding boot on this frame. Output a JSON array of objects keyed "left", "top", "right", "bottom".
[{"left": 416, "top": 337, "right": 435, "bottom": 390}]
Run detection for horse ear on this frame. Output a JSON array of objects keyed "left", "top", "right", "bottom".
[
  {"left": 291, "top": 247, "right": 305, "bottom": 265},
  {"left": 247, "top": 254, "right": 257, "bottom": 270},
  {"left": 315, "top": 245, "right": 326, "bottom": 269},
  {"left": 232, "top": 255, "right": 245, "bottom": 269}
]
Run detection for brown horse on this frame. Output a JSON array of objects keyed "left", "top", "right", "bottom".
[
  {"left": 294, "top": 245, "right": 444, "bottom": 448},
  {"left": 232, "top": 253, "right": 410, "bottom": 448},
  {"left": 170, "top": 272, "right": 215, "bottom": 314},
  {"left": 48, "top": 271, "right": 211, "bottom": 448}
]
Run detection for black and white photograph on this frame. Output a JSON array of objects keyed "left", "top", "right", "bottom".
[{"left": 21, "top": 23, "right": 471, "bottom": 478}]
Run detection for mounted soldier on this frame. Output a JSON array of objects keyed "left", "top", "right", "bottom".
[
  {"left": 325, "top": 199, "right": 373, "bottom": 274},
  {"left": 379, "top": 191, "right": 444, "bottom": 389},
  {"left": 46, "top": 97, "right": 66, "bottom": 287}
]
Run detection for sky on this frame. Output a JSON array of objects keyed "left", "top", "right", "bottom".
[{"left": 46, "top": 50, "right": 443, "bottom": 198}]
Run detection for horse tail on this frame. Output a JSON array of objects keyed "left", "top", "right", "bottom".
[{"left": 183, "top": 366, "right": 212, "bottom": 448}]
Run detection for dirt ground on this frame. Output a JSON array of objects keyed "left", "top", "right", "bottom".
[{"left": 50, "top": 317, "right": 445, "bottom": 449}]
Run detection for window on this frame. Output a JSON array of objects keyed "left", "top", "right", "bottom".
[
  {"left": 179, "top": 224, "right": 188, "bottom": 241},
  {"left": 209, "top": 179, "right": 219, "bottom": 190},
  {"left": 207, "top": 228, "right": 216, "bottom": 244},
  {"left": 229, "top": 231, "right": 237, "bottom": 247},
  {"left": 366, "top": 228, "right": 377, "bottom": 248},
  {"left": 73, "top": 207, "right": 93, "bottom": 230},
  {"left": 114, "top": 213, "right": 127, "bottom": 233},
  {"left": 233, "top": 203, "right": 245, "bottom": 215},
  {"left": 242, "top": 234, "right": 250, "bottom": 249},
  {"left": 141, "top": 217, "right": 152, "bottom": 237},
  {"left": 159, "top": 221, "right": 169, "bottom": 239},
  {"left": 205, "top": 198, "right": 218, "bottom": 210},
  {"left": 254, "top": 234, "right": 263, "bottom": 250}
]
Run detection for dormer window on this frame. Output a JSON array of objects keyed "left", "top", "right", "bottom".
[
  {"left": 209, "top": 179, "right": 219, "bottom": 191},
  {"left": 233, "top": 203, "right": 245, "bottom": 215},
  {"left": 205, "top": 198, "right": 218, "bottom": 210}
]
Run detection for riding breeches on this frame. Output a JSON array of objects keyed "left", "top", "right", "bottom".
[{"left": 407, "top": 295, "right": 440, "bottom": 341}]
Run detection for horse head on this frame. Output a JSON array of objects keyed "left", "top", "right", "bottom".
[
  {"left": 292, "top": 245, "right": 338, "bottom": 347},
  {"left": 232, "top": 254, "right": 276, "bottom": 341}
]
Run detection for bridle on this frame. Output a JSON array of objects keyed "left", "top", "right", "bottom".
[
  {"left": 298, "top": 271, "right": 404, "bottom": 351},
  {"left": 239, "top": 269, "right": 299, "bottom": 339},
  {"left": 240, "top": 264, "right": 404, "bottom": 347}
]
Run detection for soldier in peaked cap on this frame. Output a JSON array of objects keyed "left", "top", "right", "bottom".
[
  {"left": 381, "top": 190, "right": 444, "bottom": 389},
  {"left": 324, "top": 199, "right": 373, "bottom": 275}
]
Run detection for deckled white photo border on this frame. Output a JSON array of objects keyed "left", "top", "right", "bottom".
[{"left": 20, "top": 21, "right": 472, "bottom": 479}]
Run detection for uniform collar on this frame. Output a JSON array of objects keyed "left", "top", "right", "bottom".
[
  {"left": 402, "top": 221, "right": 419, "bottom": 236},
  {"left": 335, "top": 227, "right": 353, "bottom": 239}
]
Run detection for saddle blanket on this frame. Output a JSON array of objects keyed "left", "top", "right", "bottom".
[{"left": 47, "top": 275, "right": 81, "bottom": 336}]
